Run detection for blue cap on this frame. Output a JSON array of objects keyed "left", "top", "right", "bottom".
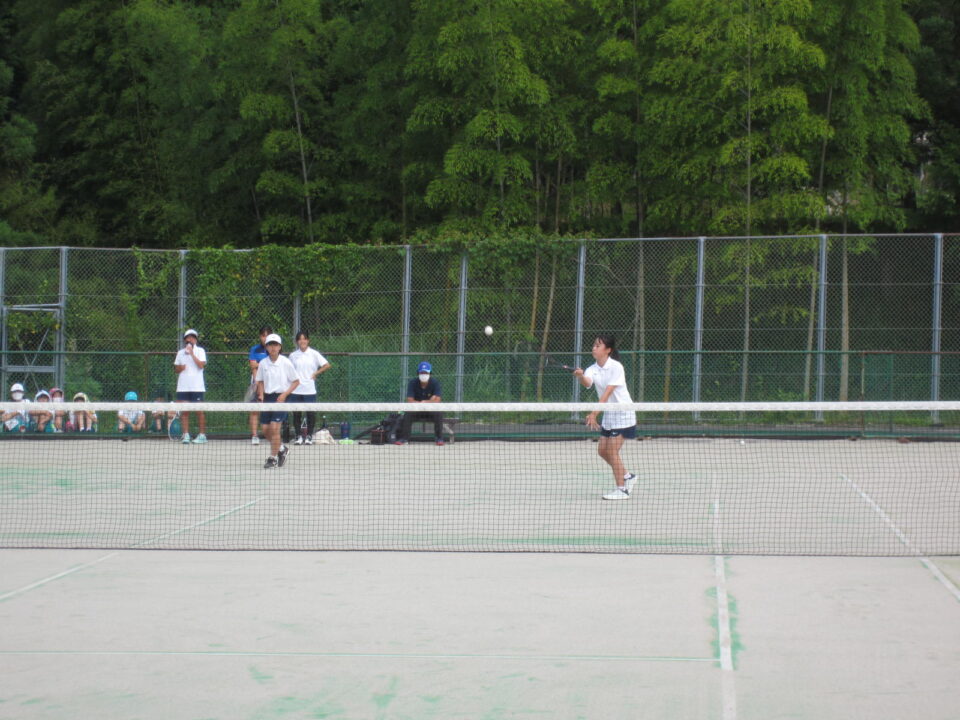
[
  {"left": 417, "top": 361, "right": 432, "bottom": 374},
  {"left": 124, "top": 391, "right": 138, "bottom": 402}
]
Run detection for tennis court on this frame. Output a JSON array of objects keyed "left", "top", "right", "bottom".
[
  {"left": 1, "top": 430, "right": 958, "bottom": 555},
  {"left": 2, "top": 549, "right": 959, "bottom": 718},
  {"left": 1, "top": 402, "right": 959, "bottom": 718}
]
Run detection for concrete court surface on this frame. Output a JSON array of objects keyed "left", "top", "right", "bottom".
[{"left": 0, "top": 550, "right": 958, "bottom": 720}]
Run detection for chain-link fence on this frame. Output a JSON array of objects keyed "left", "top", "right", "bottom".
[{"left": 1, "top": 235, "right": 958, "bottom": 404}]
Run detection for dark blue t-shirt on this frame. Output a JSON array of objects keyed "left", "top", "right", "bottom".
[{"left": 406, "top": 377, "right": 441, "bottom": 401}]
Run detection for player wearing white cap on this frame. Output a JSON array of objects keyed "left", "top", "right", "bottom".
[
  {"left": 255, "top": 333, "right": 299, "bottom": 469},
  {"left": 173, "top": 329, "right": 208, "bottom": 444}
]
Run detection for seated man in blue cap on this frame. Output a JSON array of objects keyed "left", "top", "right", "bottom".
[{"left": 395, "top": 361, "right": 445, "bottom": 446}]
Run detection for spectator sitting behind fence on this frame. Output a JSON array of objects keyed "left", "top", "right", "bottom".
[
  {"left": 49, "top": 387, "right": 66, "bottom": 431},
  {"left": 2, "top": 382, "right": 29, "bottom": 432},
  {"left": 149, "top": 396, "right": 174, "bottom": 433},
  {"left": 394, "top": 361, "right": 444, "bottom": 446},
  {"left": 118, "top": 391, "right": 146, "bottom": 434},
  {"left": 69, "top": 391, "right": 97, "bottom": 432},
  {"left": 31, "top": 390, "right": 54, "bottom": 432}
]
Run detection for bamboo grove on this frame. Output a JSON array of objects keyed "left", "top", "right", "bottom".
[{"left": 0, "top": 0, "right": 958, "bottom": 249}]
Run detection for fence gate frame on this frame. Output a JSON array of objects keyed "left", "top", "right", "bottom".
[{"left": 0, "top": 247, "right": 68, "bottom": 399}]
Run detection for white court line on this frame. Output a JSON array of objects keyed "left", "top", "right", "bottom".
[
  {"left": 712, "top": 498, "right": 737, "bottom": 720},
  {"left": 0, "top": 553, "right": 119, "bottom": 602},
  {"left": 0, "top": 498, "right": 264, "bottom": 603},
  {"left": 128, "top": 497, "right": 265, "bottom": 548},
  {"left": 840, "top": 473, "right": 960, "bottom": 604},
  {"left": 0, "top": 649, "right": 716, "bottom": 662}
]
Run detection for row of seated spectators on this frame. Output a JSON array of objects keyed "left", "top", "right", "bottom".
[{"left": 2, "top": 383, "right": 171, "bottom": 434}]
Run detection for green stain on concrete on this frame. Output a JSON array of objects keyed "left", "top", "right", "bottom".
[
  {"left": 250, "top": 694, "right": 347, "bottom": 719},
  {"left": 727, "top": 595, "right": 743, "bottom": 667},
  {"left": 706, "top": 583, "right": 743, "bottom": 671},
  {"left": 372, "top": 677, "right": 398, "bottom": 717},
  {"left": 249, "top": 665, "right": 273, "bottom": 684}
]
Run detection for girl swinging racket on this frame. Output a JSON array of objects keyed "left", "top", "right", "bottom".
[{"left": 573, "top": 335, "right": 638, "bottom": 500}]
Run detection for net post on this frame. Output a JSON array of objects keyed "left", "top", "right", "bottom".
[
  {"left": 931, "top": 233, "right": 944, "bottom": 425},
  {"left": 815, "top": 234, "right": 829, "bottom": 421},
  {"left": 692, "top": 237, "right": 706, "bottom": 421},
  {"left": 455, "top": 251, "right": 468, "bottom": 403}
]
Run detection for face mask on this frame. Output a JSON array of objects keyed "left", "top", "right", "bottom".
[
  {"left": 53, "top": 396, "right": 63, "bottom": 403},
  {"left": 11, "top": 392, "right": 22, "bottom": 401},
  {"left": 418, "top": 373, "right": 430, "bottom": 383}
]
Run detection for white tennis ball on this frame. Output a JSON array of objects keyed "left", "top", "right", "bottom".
[{"left": 484, "top": 325, "right": 493, "bottom": 336}]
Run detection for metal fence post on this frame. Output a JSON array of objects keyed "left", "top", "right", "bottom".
[
  {"left": 293, "top": 294, "right": 301, "bottom": 338},
  {"left": 0, "top": 247, "right": 5, "bottom": 396},
  {"left": 401, "top": 245, "right": 412, "bottom": 399},
  {"left": 931, "top": 233, "right": 944, "bottom": 424},
  {"left": 178, "top": 249, "right": 187, "bottom": 337},
  {"left": 815, "top": 234, "right": 829, "bottom": 420},
  {"left": 692, "top": 237, "right": 706, "bottom": 418},
  {"left": 455, "top": 251, "right": 468, "bottom": 403},
  {"left": 57, "top": 247, "right": 68, "bottom": 389},
  {"left": 572, "top": 241, "right": 586, "bottom": 404}
]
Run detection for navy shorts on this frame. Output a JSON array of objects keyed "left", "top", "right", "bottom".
[
  {"left": 600, "top": 425, "right": 637, "bottom": 439},
  {"left": 176, "top": 391, "right": 205, "bottom": 403},
  {"left": 259, "top": 393, "right": 288, "bottom": 425}
]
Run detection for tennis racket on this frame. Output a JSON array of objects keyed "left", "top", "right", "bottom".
[
  {"left": 543, "top": 354, "right": 575, "bottom": 371},
  {"left": 167, "top": 409, "right": 182, "bottom": 441},
  {"left": 243, "top": 383, "right": 258, "bottom": 403}
]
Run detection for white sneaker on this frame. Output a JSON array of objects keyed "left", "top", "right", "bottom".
[
  {"left": 602, "top": 487, "right": 630, "bottom": 500},
  {"left": 192, "top": 433, "right": 207, "bottom": 444},
  {"left": 181, "top": 433, "right": 191, "bottom": 444},
  {"left": 251, "top": 436, "right": 260, "bottom": 445},
  {"left": 624, "top": 473, "right": 638, "bottom": 494},
  {"left": 304, "top": 435, "right": 314, "bottom": 445},
  {"left": 294, "top": 436, "right": 304, "bottom": 446}
]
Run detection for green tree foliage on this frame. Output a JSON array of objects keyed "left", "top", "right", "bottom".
[
  {"left": 807, "top": 0, "right": 925, "bottom": 233},
  {"left": 221, "top": 0, "right": 337, "bottom": 243},
  {"left": 0, "top": 0, "right": 946, "bottom": 247},
  {"left": 648, "top": 0, "right": 827, "bottom": 235},
  {"left": 909, "top": 0, "right": 960, "bottom": 229}
]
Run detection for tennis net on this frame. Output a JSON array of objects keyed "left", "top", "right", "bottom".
[{"left": 1, "top": 401, "right": 958, "bottom": 555}]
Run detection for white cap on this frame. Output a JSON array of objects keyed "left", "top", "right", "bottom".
[
  {"left": 264, "top": 333, "right": 282, "bottom": 345},
  {"left": 10, "top": 383, "right": 24, "bottom": 393},
  {"left": 183, "top": 328, "right": 199, "bottom": 339}
]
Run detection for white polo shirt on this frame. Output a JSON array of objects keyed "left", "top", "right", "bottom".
[
  {"left": 583, "top": 357, "right": 636, "bottom": 430},
  {"left": 288, "top": 347, "right": 328, "bottom": 395},
  {"left": 174, "top": 345, "right": 207, "bottom": 392},
  {"left": 256, "top": 354, "right": 300, "bottom": 395}
]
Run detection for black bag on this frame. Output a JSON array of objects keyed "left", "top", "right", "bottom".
[
  {"left": 370, "top": 428, "right": 387, "bottom": 445},
  {"left": 380, "top": 413, "right": 401, "bottom": 443}
]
